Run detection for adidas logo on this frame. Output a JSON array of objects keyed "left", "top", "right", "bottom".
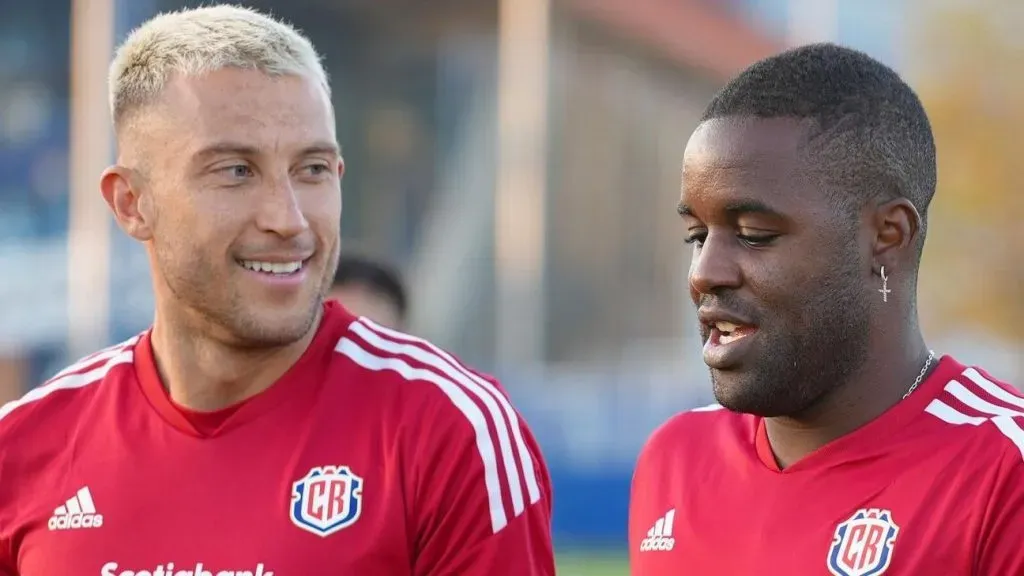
[
  {"left": 48, "top": 487, "right": 103, "bottom": 531},
  {"left": 639, "top": 508, "right": 676, "bottom": 552}
]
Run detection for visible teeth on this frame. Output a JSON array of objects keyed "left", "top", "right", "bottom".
[
  {"left": 714, "top": 321, "right": 752, "bottom": 345},
  {"left": 720, "top": 332, "right": 747, "bottom": 345},
  {"left": 240, "top": 260, "right": 303, "bottom": 274},
  {"left": 715, "top": 321, "right": 739, "bottom": 333}
]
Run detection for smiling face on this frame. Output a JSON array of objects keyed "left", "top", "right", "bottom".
[
  {"left": 680, "top": 117, "right": 871, "bottom": 417},
  {"left": 114, "top": 68, "right": 344, "bottom": 347}
]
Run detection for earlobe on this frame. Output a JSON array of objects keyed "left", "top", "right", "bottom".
[
  {"left": 871, "top": 197, "right": 921, "bottom": 272},
  {"left": 100, "top": 166, "right": 153, "bottom": 241}
]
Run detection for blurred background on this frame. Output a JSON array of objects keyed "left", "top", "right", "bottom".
[{"left": 0, "top": 0, "right": 1020, "bottom": 572}]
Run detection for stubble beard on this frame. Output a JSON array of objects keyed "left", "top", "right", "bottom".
[
  {"left": 712, "top": 256, "right": 872, "bottom": 418},
  {"left": 156, "top": 239, "right": 339, "bottom": 350}
]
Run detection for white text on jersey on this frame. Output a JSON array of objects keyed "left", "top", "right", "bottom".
[
  {"left": 100, "top": 562, "right": 274, "bottom": 576},
  {"left": 49, "top": 486, "right": 103, "bottom": 531}
]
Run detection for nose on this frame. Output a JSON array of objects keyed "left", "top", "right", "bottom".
[
  {"left": 688, "top": 230, "right": 743, "bottom": 301},
  {"left": 254, "top": 176, "right": 309, "bottom": 238}
]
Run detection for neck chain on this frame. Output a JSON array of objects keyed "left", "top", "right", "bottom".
[{"left": 902, "top": 350, "right": 936, "bottom": 400}]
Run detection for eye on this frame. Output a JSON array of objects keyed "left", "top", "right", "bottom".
[
  {"left": 221, "top": 164, "right": 254, "bottom": 179},
  {"left": 303, "top": 163, "right": 332, "bottom": 177},
  {"left": 738, "top": 234, "right": 779, "bottom": 247},
  {"left": 684, "top": 231, "right": 707, "bottom": 248}
]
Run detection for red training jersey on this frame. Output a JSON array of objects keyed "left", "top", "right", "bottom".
[
  {"left": 0, "top": 301, "right": 555, "bottom": 575},
  {"left": 629, "top": 356, "right": 1024, "bottom": 576}
]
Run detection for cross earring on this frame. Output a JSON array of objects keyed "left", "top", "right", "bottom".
[{"left": 878, "top": 266, "right": 891, "bottom": 303}]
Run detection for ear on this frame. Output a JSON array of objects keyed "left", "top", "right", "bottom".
[
  {"left": 870, "top": 197, "right": 921, "bottom": 274},
  {"left": 100, "top": 165, "right": 154, "bottom": 242}
]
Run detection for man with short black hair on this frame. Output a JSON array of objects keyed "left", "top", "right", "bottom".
[
  {"left": 328, "top": 254, "right": 408, "bottom": 330},
  {"left": 629, "top": 43, "right": 1023, "bottom": 575}
]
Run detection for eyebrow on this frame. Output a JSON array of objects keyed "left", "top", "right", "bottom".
[
  {"left": 677, "top": 199, "right": 786, "bottom": 219},
  {"left": 301, "top": 142, "right": 343, "bottom": 157},
  {"left": 193, "top": 141, "right": 342, "bottom": 160}
]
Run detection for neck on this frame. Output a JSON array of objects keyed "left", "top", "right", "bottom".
[
  {"left": 149, "top": 309, "right": 320, "bottom": 412},
  {"left": 765, "top": 325, "right": 932, "bottom": 469}
]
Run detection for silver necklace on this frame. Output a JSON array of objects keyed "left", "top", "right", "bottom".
[{"left": 902, "top": 350, "right": 936, "bottom": 400}]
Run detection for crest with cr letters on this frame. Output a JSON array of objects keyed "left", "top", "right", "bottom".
[
  {"left": 290, "top": 465, "right": 364, "bottom": 538},
  {"left": 827, "top": 508, "right": 900, "bottom": 576}
]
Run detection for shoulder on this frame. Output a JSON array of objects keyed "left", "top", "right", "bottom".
[
  {"left": 331, "top": 316, "right": 521, "bottom": 423},
  {"left": 328, "top": 317, "right": 541, "bottom": 477},
  {"left": 919, "top": 360, "right": 1024, "bottom": 460},
  {"left": 331, "top": 316, "right": 546, "bottom": 533},
  {"left": 645, "top": 402, "right": 742, "bottom": 445},
  {"left": 0, "top": 336, "right": 139, "bottom": 440},
  {"left": 637, "top": 402, "right": 746, "bottom": 464},
  {"left": 923, "top": 366, "right": 1024, "bottom": 571}
]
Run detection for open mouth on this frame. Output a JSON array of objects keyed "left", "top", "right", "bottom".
[
  {"left": 712, "top": 321, "right": 757, "bottom": 345},
  {"left": 237, "top": 259, "right": 307, "bottom": 276}
]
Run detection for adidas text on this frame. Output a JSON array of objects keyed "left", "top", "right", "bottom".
[
  {"left": 50, "top": 486, "right": 103, "bottom": 531},
  {"left": 640, "top": 534, "right": 675, "bottom": 552},
  {"left": 49, "top": 513, "right": 103, "bottom": 530},
  {"left": 641, "top": 509, "right": 676, "bottom": 552},
  {"left": 100, "top": 562, "right": 274, "bottom": 576}
]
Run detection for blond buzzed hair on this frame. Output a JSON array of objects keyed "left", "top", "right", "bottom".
[{"left": 108, "top": 4, "right": 329, "bottom": 130}]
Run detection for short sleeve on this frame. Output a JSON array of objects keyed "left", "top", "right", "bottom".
[
  {"left": 409, "top": 373, "right": 555, "bottom": 576},
  {"left": 974, "top": 419, "right": 1024, "bottom": 576}
]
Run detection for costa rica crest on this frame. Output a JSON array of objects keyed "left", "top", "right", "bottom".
[
  {"left": 290, "top": 465, "right": 364, "bottom": 537},
  {"left": 827, "top": 508, "right": 900, "bottom": 576}
]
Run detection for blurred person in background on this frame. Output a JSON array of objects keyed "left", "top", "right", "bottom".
[
  {"left": 630, "top": 43, "right": 1024, "bottom": 575},
  {"left": 0, "top": 357, "right": 25, "bottom": 406},
  {"left": 0, "top": 5, "right": 554, "bottom": 575},
  {"left": 328, "top": 254, "right": 408, "bottom": 330}
]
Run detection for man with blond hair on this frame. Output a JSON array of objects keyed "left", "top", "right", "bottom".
[{"left": 0, "top": 6, "right": 554, "bottom": 574}]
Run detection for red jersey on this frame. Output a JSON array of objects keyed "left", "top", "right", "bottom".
[
  {"left": 629, "top": 356, "right": 1024, "bottom": 575},
  {"left": 0, "top": 301, "right": 554, "bottom": 575}
]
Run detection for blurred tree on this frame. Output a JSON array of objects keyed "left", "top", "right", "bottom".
[{"left": 910, "top": 0, "right": 1023, "bottom": 345}]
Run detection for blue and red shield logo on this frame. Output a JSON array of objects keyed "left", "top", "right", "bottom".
[
  {"left": 290, "top": 465, "right": 364, "bottom": 537},
  {"left": 827, "top": 508, "right": 900, "bottom": 576}
]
